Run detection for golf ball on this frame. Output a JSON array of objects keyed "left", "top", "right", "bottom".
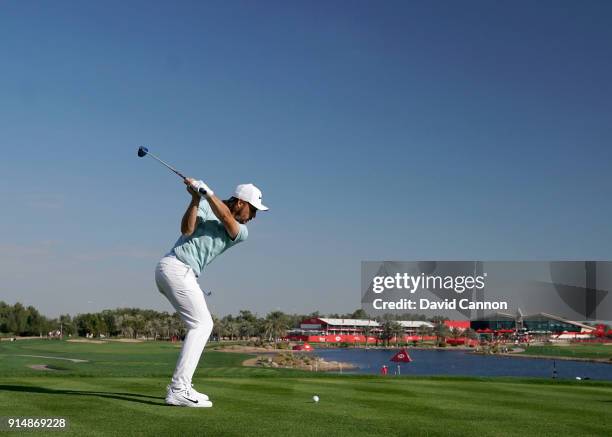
[{"left": 313, "top": 395, "right": 320, "bottom": 403}]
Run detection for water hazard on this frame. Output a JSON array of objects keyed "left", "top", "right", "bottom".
[{"left": 314, "top": 348, "right": 612, "bottom": 380}]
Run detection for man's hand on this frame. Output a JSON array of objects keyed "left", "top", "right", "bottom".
[
  {"left": 184, "top": 178, "right": 214, "bottom": 198},
  {"left": 181, "top": 178, "right": 241, "bottom": 239},
  {"left": 181, "top": 177, "right": 212, "bottom": 236}
]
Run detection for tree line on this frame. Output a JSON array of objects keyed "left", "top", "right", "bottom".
[{"left": 0, "top": 301, "right": 455, "bottom": 341}]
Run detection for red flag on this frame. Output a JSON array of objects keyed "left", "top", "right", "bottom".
[{"left": 390, "top": 348, "right": 412, "bottom": 363}]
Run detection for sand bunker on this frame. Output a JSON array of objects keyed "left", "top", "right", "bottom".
[
  {"left": 242, "top": 357, "right": 260, "bottom": 366},
  {"left": 28, "top": 364, "right": 58, "bottom": 371}
]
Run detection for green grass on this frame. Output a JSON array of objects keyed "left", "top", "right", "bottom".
[
  {"left": 517, "top": 343, "right": 612, "bottom": 360},
  {"left": 1, "top": 340, "right": 611, "bottom": 436}
]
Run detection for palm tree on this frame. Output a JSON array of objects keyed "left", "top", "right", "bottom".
[
  {"left": 212, "top": 319, "right": 224, "bottom": 341},
  {"left": 261, "top": 319, "right": 275, "bottom": 342},
  {"left": 143, "top": 320, "right": 151, "bottom": 340},
  {"left": 381, "top": 321, "right": 403, "bottom": 347},
  {"left": 59, "top": 314, "right": 74, "bottom": 337},
  {"left": 391, "top": 323, "right": 404, "bottom": 348},
  {"left": 239, "top": 320, "right": 255, "bottom": 340},
  {"left": 236, "top": 310, "right": 257, "bottom": 340},
  {"left": 362, "top": 326, "right": 372, "bottom": 349},
  {"left": 171, "top": 312, "right": 185, "bottom": 338},
  {"left": 272, "top": 319, "right": 288, "bottom": 343},
  {"left": 210, "top": 314, "right": 221, "bottom": 341},
  {"left": 464, "top": 328, "right": 478, "bottom": 345},
  {"left": 417, "top": 325, "right": 430, "bottom": 344},
  {"left": 226, "top": 322, "right": 239, "bottom": 341},
  {"left": 161, "top": 312, "right": 173, "bottom": 340},
  {"left": 265, "top": 311, "right": 289, "bottom": 343},
  {"left": 434, "top": 323, "right": 451, "bottom": 346},
  {"left": 152, "top": 318, "right": 163, "bottom": 340},
  {"left": 132, "top": 314, "right": 145, "bottom": 339},
  {"left": 116, "top": 314, "right": 132, "bottom": 338}
]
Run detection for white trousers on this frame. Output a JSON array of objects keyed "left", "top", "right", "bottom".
[{"left": 155, "top": 255, "right": 213, "bottom": 390}]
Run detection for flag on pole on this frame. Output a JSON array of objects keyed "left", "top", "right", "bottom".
[{"left": 390, "top": 348, "right": 412, "bottom": 363}]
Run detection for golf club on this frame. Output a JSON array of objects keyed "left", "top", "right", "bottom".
[{"left": 137, "top": 146, "right": 208, "bottom": 196}]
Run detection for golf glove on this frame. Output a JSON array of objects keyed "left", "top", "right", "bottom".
[{"left": 190, "top": 180, "right": 214, "bottom": 198}]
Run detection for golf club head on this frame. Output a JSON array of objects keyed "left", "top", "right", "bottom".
[{"left": 137, "top": 146, "right": 148, "bottom": 158}]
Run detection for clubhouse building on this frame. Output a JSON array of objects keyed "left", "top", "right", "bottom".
[
  {"left": 286, "top": 313, "right": 599, "bottom": 344},
  {"left": 287, "top": 317, "right": 435, "bottom": 344},
  {"left": 470, "top": 311, "right": 596, "bottom": 339}
]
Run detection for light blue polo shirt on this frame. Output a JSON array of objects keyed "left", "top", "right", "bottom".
[{"left": 170, "top": 200, "right": 248, "bottom": 277}]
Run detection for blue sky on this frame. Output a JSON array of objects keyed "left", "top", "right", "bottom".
[{"left": 1, "top": 1, "right": 612, "bottom": 318}]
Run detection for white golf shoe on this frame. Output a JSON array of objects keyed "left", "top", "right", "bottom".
[
  {"left": 188, "top": 384, "right": 210, "bottom": 402},
  {"left": 165, "top": 385, "right": 212, "bottom": 408}
]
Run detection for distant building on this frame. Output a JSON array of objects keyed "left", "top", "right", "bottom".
[
  {"left": 471, "top": 311, "right": 596, "bottom": 334},
  {"left": 298, "top": 318, "right": 433, "bottom": 335},
  {"left": 289, "top": 317, "right": 434, "bottom": 343},
  {"left": 287, "top": 313, "right": 598, "bottom": 344},
  {"left": 299, "top": 318, "right": 380, "bottom": 335},
  {"left": 522, "top": 313, "right": 594, "bottom": 334},
  {"left": 397, "top": 320, "right": 435, "bottom": 331},
  {"left": 471, "top": 312, "right": 516, "bottom": 331}
]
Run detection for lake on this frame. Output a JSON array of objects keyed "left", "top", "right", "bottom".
[{"left": 314, "top": 348, "right": 612, "bottom": 380}]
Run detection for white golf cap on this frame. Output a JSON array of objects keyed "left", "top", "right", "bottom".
[{"left": 234, "top": 183, "right": 269, "bottom": 211}]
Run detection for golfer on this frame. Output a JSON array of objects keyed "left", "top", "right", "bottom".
[{"left": 155, "top": 178, "right": 268, "bottom": 407}]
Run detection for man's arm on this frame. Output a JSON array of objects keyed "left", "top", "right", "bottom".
[
  {"left": 180, "top": 195, "right": 200, "bottom": 236},
  {"left": 205, "top": 195, "right": 240, "bottom": 240},
  {"left": 183, "top": 178, "right": 240, "bottom": 239}
]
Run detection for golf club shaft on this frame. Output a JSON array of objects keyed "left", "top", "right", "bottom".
[
  {"left": 142, "top": 149, "right": 208, "bottom": 196},
  {"left": 145, "top": 151, "right": 187, "bottom": 180}
]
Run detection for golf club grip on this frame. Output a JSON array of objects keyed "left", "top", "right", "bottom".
[{"left": 181, "top": 176, "right": 207, "bottom": 196}]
